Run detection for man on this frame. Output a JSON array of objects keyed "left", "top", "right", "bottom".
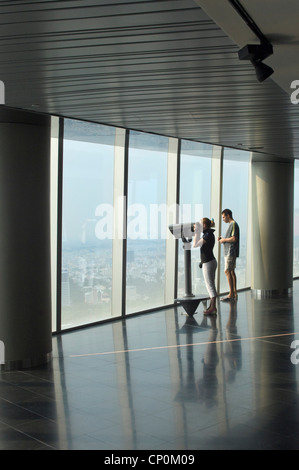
[{"left": 218, "top": 209, "right": 239, "bottom": 301}]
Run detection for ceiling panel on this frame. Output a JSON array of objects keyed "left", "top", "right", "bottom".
[{"left": 0, "top": 0, "right": 298, "bottom": 160}]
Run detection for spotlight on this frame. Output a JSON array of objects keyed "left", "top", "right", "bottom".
[
  {"left": 238, "top": 43, "right": 274, "bottom": 82},
  {"left": 250, "top": 60, "right": 274, "bottom": 83}
]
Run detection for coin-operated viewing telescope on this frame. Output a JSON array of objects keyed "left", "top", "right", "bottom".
[
  {"left": 168, "top": 222, "right": 204, "bottom": 316},
  {"left": 168, "top": 222, "right": 195, "bottom": 241}
]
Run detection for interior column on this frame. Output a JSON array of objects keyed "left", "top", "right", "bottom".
[
  {"left": 0, "top": 109, "right": 52, "bottom": 369},
  {"left": 251, "top": 156, "right": 294, "bottom": 297}
]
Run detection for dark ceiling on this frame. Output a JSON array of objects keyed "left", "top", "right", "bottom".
[{"left": 0, "top": 0, "right": 299, "bottom": 160}]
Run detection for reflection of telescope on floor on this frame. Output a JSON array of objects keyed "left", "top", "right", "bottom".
[{"left": 169, "top": 222, "right": 204, "bottom": 316}]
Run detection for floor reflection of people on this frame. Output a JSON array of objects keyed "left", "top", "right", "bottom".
[
  {"left": 196, "top": 315, "right": 219, "bottom": 407},
  {"left": 175, "top": 315, "right": 203, "bottom": 403},
  {"left": 224, "top": 301, "right": 242, "bottom": 383}
]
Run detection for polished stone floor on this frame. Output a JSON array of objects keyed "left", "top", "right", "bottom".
[{"left": 1, "top": 281, "right": 299, "bottom": 450}]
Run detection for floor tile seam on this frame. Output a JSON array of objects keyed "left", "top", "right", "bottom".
[
  {"left": 68, "top": 331, "right": 299, "bottom": 358},
  {"left": 0, "top": 394, "right": 59, "bottom": 424},
  {"left": 0, "top": 376, "right": 55, "bottom": 390},
  {"left": 0, "top": 417, "right": 57, "bottom": 450},
  {"left": 239, "top": 418, "right": 299, "bottom": 439},
  {"left": 254, "top": 338, "right": 293, "bottom": 348},
  {"left": 2, "top": 369, "right": 55, "bottom": 382},
  {"left": 83, "top": 428, "right": 171, "bottom": 448},
  {"left": 0, "top": 384, "right": 59, "bottom": 404}
]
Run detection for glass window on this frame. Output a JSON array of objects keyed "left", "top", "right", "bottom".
[
  {"left": 294, "top": 160, "right": 299, "bottom": 277},
  {"left": 220, "top": 149, "right": 250, "bottom": 292},
  {"left": 50, "top": 117, "right": 59, "bottom": 332},
  {"left": 179, "top": 141, "right": 212, "bottom": 297},
  {"left": 126, "top": 131, "right": 168, "bottom": 314},
  {"left": 61, "top": 119, "right": 115, "bottom": 329},
  {"left": 56, "top": 117, "right": 258, "bottom": 330}
]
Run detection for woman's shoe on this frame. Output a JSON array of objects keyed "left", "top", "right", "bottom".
[{"left": 203, "top": 308, "right": 217, "bottom": 316}]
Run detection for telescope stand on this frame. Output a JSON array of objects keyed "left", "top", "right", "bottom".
[{"left": 175, "top": 240, "right": 204, "bottom": 316}]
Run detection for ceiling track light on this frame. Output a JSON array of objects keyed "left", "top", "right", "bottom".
[
  {"left": 238, "top": 43, "right": 274, "bottom": 82},
  {"left": 228, "top": 0, "right": 274, "bottom": 82}
]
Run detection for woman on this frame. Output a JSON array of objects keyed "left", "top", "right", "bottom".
[{"left": 193, "top": 218, "right": 217, "bottom": 315}]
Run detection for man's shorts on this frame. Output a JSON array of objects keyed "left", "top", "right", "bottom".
[{"left": 224, "top": 256, "right": 236, "bottom": 272}]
